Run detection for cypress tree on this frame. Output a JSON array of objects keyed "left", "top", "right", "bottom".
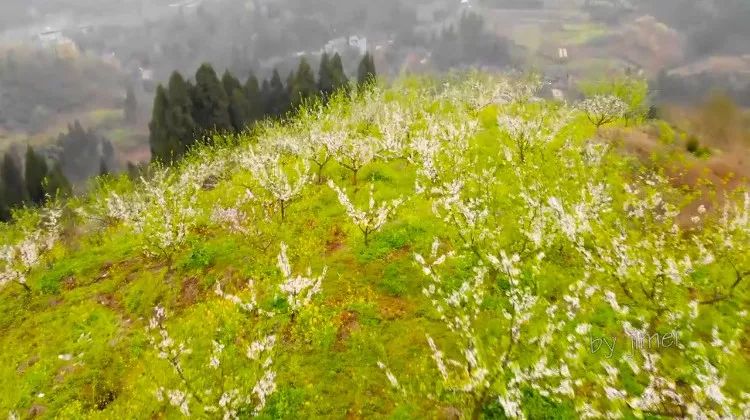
[
  {"left": 221, "top": 70, "right": 242, "bottom": 99},
  {"left": 1, "top": 152, "right": 27, "bottom": 209},
  {"left": 191, "top": 63, "right": 232, "bottom": 132},
  {"left": 24, "top": 146, "right": 49, "bottom": 206},
  {"left": 44, "top": 162, "right": 72, "bottom": 199},
  {"left": 368, "top": 54, "right": 376, "bottom": 81},
  {"left": 244, "top": 72, "right": 263, "bottom": 124},
  {"left": 165, "top": 71, "right": 197, "bottom": 157},
  {"left": 330, "top": 53, "right": 349, "bottom": 93},
  {"left": 126, "top": 161, "right": 140, "bottom": 180},
  {"left": 268, "top": 69, "right": 289, "bottom": 118},
  {"left": 99, "top": 158, "right": 109, "bottom": 177},
  {"left": 357, "top": 52, "right": 376, "bottom": 86},
  {"left": 260, "top": 79, "right": 272, "bottom": 118},
  {"left": 222, "top": 70, "right": 251, "bottom": 131},
  {"left": 148, "top": 85, "right": 172, "bottom": 162},
  {"left": 55, "top": 120, "right": 105, "bottom": 184},
  {"left": 318, "top": 53, "right": 334, "bottom": 98},
  {"left": 102, "top": 139, "right": 115, "bottom": 172},
  {"left": 285, "top": 70, "right": 295, "bottom": 102},
  {"left": 229, "top": 88, "right": 252, "bottom": 132},
  {"left": 0, "top": 186, "right": 10, "bottom": 222},
  {"left": 292, "top": 58, "right": 317, "bottom": 108}
]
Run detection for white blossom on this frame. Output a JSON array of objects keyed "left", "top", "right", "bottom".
[
  {"left": 328, "top": 181, "right": 403, "bottom": 246},
  {"left": 277, "top": 243, "right": 325, "bottom": 312}
]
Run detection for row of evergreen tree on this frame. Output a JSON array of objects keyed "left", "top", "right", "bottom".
[
  {"left": 0, "top": 148, "right": 71, "bottom": 222},
  {"left": 149, "top": 52, "right": 377, "bottom": 163}
]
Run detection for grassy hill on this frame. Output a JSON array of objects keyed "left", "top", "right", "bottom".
[{"left": 0, "top": 74, "right": 748, "bottom": 419}]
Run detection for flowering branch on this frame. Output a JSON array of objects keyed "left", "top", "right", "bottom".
[
  {"left": 0, "top": 204, "right": 63, "bottom": 292},
  {"left": 277, "top": 242, "right": 326, "bottom": 320},
  {"left": 328, "top": 181, "right": 403, "bottom": 246}
]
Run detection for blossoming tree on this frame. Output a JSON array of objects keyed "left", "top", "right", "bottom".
[{"left": 328, "top": 181, "right": 404, "bottom": 246}]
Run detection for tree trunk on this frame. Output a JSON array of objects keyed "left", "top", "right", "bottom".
[{"left": 317, "top": 165, "right": 324, "bottom": 184}]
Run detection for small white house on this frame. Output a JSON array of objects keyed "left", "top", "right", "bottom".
[{"left": 348, "top": 36, "right": 368, "bottom": 56}]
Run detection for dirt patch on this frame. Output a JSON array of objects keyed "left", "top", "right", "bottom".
[
  {"left": 97, "top": 262, "right": 114, "bottom": 279},
  {"left": 326, "top": 226, "right": 347, "bottom": 254},
  {"left": 377, "top": 295, "right": 410, "bottom": 321},
  {"left": 62, "top": 276, "right": 77, "bottom": 290},
  {"left": 439, "top": 406, "right": 462, "bottom": 420},
  {"left": 334, "top": 311, "right": 360, "bottom": 351},
  {"left": 96, "top": 293, "right": 123, "bottom": 313},
  {"left": 28, "top": 404, "right": 46, "bottom": 418},
  {"left": 609, "top": 127, "right": 749, "bottom": 225},
  {"left": 17, "top": 355, "right": 40, "bottom": 374},
  {"left": 178, "top": 277, "right": 201, "bottom": 307},
  {"left": 55, "top": 363, "right": 80, "bottom": 384}
]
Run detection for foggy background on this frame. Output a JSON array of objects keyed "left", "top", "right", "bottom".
[{"left": 0, "top": 0, "right": 748, "bottom": 185}]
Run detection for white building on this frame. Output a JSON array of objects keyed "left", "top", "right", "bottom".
[
  {"left": 323, "top": 36, "right": 368, "bottom": 56},
  {"left": 348, "top": 36, "right": 368, "bottom": 56}
]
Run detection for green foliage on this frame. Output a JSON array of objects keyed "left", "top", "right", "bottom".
[
  {"left": 261, "top": 387, "right": 306, "bottom": 419},
  {"left": 686, "top": 135, "right": 711, "bottom": 157},
  {"left": 357, "top": 223, "right": 425, "bottom": 263},
  {"left": 519, "top": 389, "right": 577, "bottom": 419},
  {"left": 37, "top": 267, "right": 72, "bottom": 294},
  {"left": 379, "top": 264, "right": 409, "bottom": 297},
  {"left": 178, "top": 241, "right": 218, "bottom": 271}
]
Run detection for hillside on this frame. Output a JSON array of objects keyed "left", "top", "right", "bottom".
[{"left": 0, "top": 74, "right": 749, "bottom": 419}]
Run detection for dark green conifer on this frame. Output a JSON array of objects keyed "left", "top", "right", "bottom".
[
  {"left": 357, "top": 52, "right": 376, "bottom": 86},
  {"left": 43, "top": 162, "right": 72, "bottom": 199},
  {"left": 268, "top": 69, "right": 289, "bottom": 118},
  {"left": 292, "top": 58, "right": 317, "bottom": 108},
  {"left": 229, "top": 88, "right": 252, "bottom": 131},
  {"left": 166, "top": 71, "right": 197, "bottom": 156},
  {"left": 221, "top": 70, "right": 242, "bottom": 100},
  {"left": 148, "top": 85, "right": 172, "bottom": 162},
  {"left": 191, "top": 63, "right": 232, "bottom": 132},
  {"left": 24, "top": 146, "right": 49, "bottom": 205},
  {"left": 244, "top": 72, "right": 263, "bottom": 124},
  {"left": 1, "top": 152, "right": 27, "bottom": 209},
  {"left": 330, "top": 53, "right": 349, "bottom": 92},
  {"left": 318, "top": 53, "right": 334, "bottom": 98}
]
